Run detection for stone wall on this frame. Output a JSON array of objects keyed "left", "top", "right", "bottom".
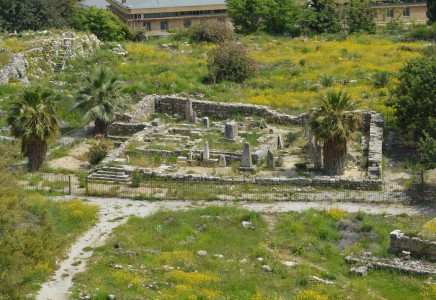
[
  {"left": 107, "top": 122, "right": 149, "bottom": 136},
  {"left": 154, "top": 95, "right": 307, "bottom": 125},
  {"left": 389, "top": 230, "right": 436, "bottom": 261},
  {"left": 105, "top": 95, "right": 384, "bottom": 190}
]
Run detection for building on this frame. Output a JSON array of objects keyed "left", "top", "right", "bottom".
[
  {"left": 106, "top": 0, "right": 228, "bottom": 32},
  {"left": 106, "top": 0, "right": 428, "bottom": 32},
  {"left": 371, "top": 0, "right": 428, "bottom": 26}
]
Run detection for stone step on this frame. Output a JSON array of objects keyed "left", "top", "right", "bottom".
[
  {"left": 94, "top": 169, "right": 128, "bottom": 175},
  {"left": 89, "top": 172, "right": 129, "bottom": 179},
  {"left": 100, "top": 166, "right": 126, "bottom": 172},
  {"left": 87, "top": 174, "right": 130, "bottom": 182}
]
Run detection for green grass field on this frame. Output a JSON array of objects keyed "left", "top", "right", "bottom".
[{"left": 71, "top": 207, "right": 435, "bottom": 300}]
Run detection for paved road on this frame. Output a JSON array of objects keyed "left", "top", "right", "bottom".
[{"left": 36, "top": 196, "right": 436, "bottom": 300}]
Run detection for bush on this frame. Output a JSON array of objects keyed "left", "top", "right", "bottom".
[
  {"left": 373, "top": 70, "right": 391, "bottom": 88},
  {"left": 88, "top": 136, "right": 109, "bottom": 165},
  {"left": 69, "top": 7, "right": 131, "bottom": 41},
  {"left": 130, "top": 170, "right": 142, "bottom": 188},
  {"left": 406, "top": 23, "right": 436, "bottom": 41},
  {"left": 207, "top": 42, "right": 258, "bottom": 83},
  {"left": 189, "top": 21, "right": 235, "bottom": 43}
]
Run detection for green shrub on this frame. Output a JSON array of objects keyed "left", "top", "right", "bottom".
[
  {"left": 319, "top": 74, "right": 335, "bottom": 88},
  {"left": 87, "top": 136, "right": 109, "bottom": 165},
  {"left": 207, "top": 42, "right": 258, "bottom": 83},
  {"left": 373, "top": 70, "right": 391, "bottom": 88},
  {"left": 189, "top": 21, "right": 235, "bottom": 43},
  {"left": 130, "top": 170, "right": 142, "bottom": 188},
  {"left": 406, "top": 23, "right": 436, "bottom": 41}
]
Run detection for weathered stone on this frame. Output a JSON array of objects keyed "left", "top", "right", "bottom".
[
  {"left": 277, "top": 134, "right": 284, "bottom": 149},
  {"left": 276, "top": 154, "right": 284, "bottom": 167},
  {"left": 203, "top": 142, "right": 210, "bottom": 161},
  {"left": 281, "top": 261, "right": 297, "bottom": 268},
  {"left": 151, "top": 118, "right": 160, "bottom": 126},
  {"left": 261, "top": 265, "right": 273, "bottom": 272},
  {"left": 242, "top": 221, "right": 254, "bottom": 229},
  {"left": 192, "top": 111, "right": 197, "bottom": 124},
  {"left": 202, "top": 117, "right": 210, "bottom": 128},
  {"left": 197, "top": 250, "right": 207, "bottom": 257},
  {"left": 225, "top": 122, "right": 238, "bottom": 141},
  {"left": 350, "top": 266, "right": 368, "bottom": 275},
  {"left": 240, "top": 142, "right": 256, "bottom": 171},
  {"left": 185, "top": 98, "right": 193, "bottom": 122},
  {"left": 219, "top": 154, "right": 227, "bottom": 167},
  {"left": 267, "top": 149, "right": 275, "bottom": 169}
]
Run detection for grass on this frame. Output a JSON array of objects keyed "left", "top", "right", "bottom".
[
  {"left": 71, "top": 207, "right": 435, "bottom": 300},
  {"left": 0, "top": 171, "right": 99, "bottom": 299},
  {"left": 0, "top": 33, "right": 426, "bottom": 135}
]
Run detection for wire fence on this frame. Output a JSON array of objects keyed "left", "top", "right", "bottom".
[{"left": 20, "top": 172, "right": 435, "bottom": 203}]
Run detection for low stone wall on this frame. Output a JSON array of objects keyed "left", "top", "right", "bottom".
[
  {"left": 138, "top": 169, "right": 381, "bottom": 190},
  {"left": 389, "top": 230, "right": 436, "bottom": 261},
  {"left": 154, "top": 95, "right": 307, "bottom": 125},
  {"left": 107, "top": 122, "right": 149, "bottom": 136}
]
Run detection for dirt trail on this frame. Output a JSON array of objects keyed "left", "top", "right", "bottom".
[{"left": 36, "top": 197, "right": 436, "bottom": 300}]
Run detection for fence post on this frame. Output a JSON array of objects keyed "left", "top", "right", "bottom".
[
  {"left": 85, "top": 177, "right": 88, "bottom": 195},
  {"left": 68, "top": 175, "right": 71, "bottom": 195}
]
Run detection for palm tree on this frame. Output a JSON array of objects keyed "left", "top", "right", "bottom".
[
  {"left": 310, "top": 90, "right": 361, "bottom": 176},
  {"left": 7, "top": 86, "right": 59, "bottom": 170},
  {"left": 73, "top": 68, "right": 126, "bottom": 135}
]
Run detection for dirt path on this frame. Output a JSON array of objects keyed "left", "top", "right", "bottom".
[{"left": 36, "top": 197, "right": 436, "bottom": 300}]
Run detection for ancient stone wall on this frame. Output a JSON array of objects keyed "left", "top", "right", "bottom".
[
  {"left": 389, "top": 230, "right": 436, "bottom": 261},
  {"left": 154, "top": 95, "right": 307, "bottom": 125},
  {"left": 107, "top": 122, "right": 149, "bottom": 136}
]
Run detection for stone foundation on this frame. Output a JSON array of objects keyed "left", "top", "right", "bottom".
[{"left": 389, "top": 230, "right": 436, "bottom": 261}]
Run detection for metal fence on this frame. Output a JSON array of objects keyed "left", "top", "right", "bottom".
[{"left": 20, "top": 172, "right": 435, "bottom": 203}]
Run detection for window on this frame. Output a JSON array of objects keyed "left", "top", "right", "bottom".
[
  {"left": 387, "top": 9, "right": 394, "bottom": 18},
  {"left": 403, "top": 8, "right": 410, "bottom": 16},
  {"left": 160, "top": 21, "right": 169, "bottom": 31},
  {"left": 183, "top": 19, "right": 191, "bottom": 28},
  {"left": 143, "top": 21, "right": 151, "bottom": 30}
]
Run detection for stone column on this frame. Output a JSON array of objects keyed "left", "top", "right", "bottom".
[
  {"left": 185, "top": 98, "right": 193, "bottom": 122},
  {"left": 219, "top": 154, "right": 227, "bottom": 167},
  {"left": 203, "top": 142, "right": 210, "bottom": 161},
  {"left": 277, "top": 134, "right": 284, "bottom": 149},
  {"left": 225, "top": 122, "right": 238, "bottom": 141},
  {"left": 267, "top": 149, "right": 275, "bottom": 169},
  {"left": 305, "top": 125, "right": 322, "bottom": 169},
  {"left": 239, "top": 142, "right": 256, "bottom": 171},
  {"left": 202, "top": 117, "right": 210, "bottom": 128}
]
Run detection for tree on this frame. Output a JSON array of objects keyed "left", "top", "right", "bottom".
[
  {"left": 310, "top": 91, "right": 361, "bottom": 175},
  {"left": 0, "top": 0, "right": 78, "bottom": 32},
  {"left": 262, "top": 0, "right": 303, "bottom": 36},
  {"left": 225, "top": 0, "right": 268, "bottom": 34},
  {"left": 389, "top": 56, "right": 436, "bottom": 139},
  {"left": 305, "top": 0, "right": 342, "bottom": 34},
  {"left": 73, "top": 68, "right": 127, "bottom": 135},
  {"left": 428, "top": 0, "right": 436, "bottom": 24},
  {"left": 7, "top": 86, "right": 59, "bottom": 170},
  {"left": 418, "top": 132, "right": 436, "bottom": 184},
  {"left": 226, "top": 0, "right": 302, "bottom": 35},
  {"left": 68, "top": 7, "right": 131, "bottom": 41},
  {"left": 346, "top": 0, "right": 376, "bottom": 34}
]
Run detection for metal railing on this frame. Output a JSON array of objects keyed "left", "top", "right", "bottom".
[{"left": 19, "top": 172, "right": 435, "bottom": 203}]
